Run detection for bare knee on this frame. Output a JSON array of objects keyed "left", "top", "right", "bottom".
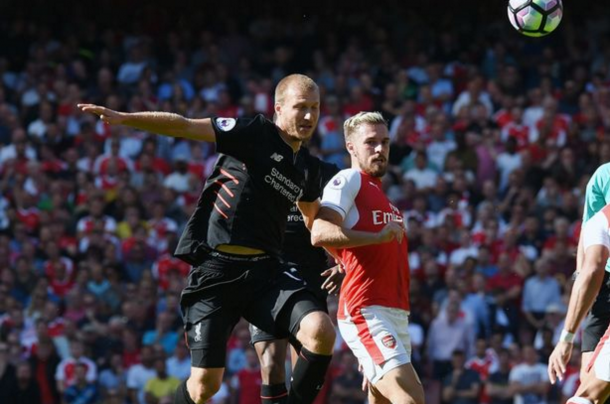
[
  {"left": 376, "top": 365, "right": 424, "bottom": 404},
  {"left": 188, "top": 368, "right": 224, "bottom": 403},
  {"left": 386, "top": 392, "right": 424, "bottom": 404},
  {"left": 296, "top": 312, "right": 335, "bottom": 355}
]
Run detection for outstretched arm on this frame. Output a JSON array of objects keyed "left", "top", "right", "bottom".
[{"left": 78, "top": 103, "right": 216, "bottom": 142}]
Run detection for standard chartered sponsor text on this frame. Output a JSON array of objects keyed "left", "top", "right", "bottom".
[{"left": 265, "top": 168, "right": 302, "bottom": 202}]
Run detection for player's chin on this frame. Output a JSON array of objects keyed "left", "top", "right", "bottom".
[
  {"left": 296, "top": 129, "right": 314, "bottom": 140},
  {"left": 368, "top": 164, "right": 387, "bottom": 177}
]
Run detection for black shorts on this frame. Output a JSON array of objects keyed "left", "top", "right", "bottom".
[
  {"left": 582, "top": 272, "right": 610, "bottom": 352},
  {"left": 249, "top": 288, "right": 327, "bottom": 346},
  {"left": 180, "top": 252, "right": 321, "bottom": 367}
]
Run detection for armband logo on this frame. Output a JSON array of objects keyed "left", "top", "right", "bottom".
[
  {"left": 216, "top": 117, "right": 236, "bottom": 132},
  {"left": 329, "top": 175, "right": 347, "bottom": 190}
]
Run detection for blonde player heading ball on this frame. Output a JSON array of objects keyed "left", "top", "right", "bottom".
[{"left": 311, "top": 112, "right": 424, "bottom": 404}]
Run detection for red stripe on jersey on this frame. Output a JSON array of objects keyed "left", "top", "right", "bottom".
[
  {"left": 214, "top": 191, "right": 231, "bottom": 208},
  {"left": 213, "top": 203, "right": 229, "bottom": 219},
  {"left": 587, "top": 324, "right": 610, "bottom": 373},
  {"left": 220, "top": 168, "right": 240, "bottom": 184},
  {"left": 214, "top": 180, "right": 235, "bottom": 197},
  {"left": 352, "top": 309, "right": 385, "bottom": 365}
]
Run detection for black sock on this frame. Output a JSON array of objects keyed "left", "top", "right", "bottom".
[
  {"left": 288, "top": 347, "right": 332, "bottom": 404},
  {"left": 174, "top": 380, "right": 196, "bottom": 404},
  {"left": 261, "top": 383, "right": 288, "bottom": 404}
]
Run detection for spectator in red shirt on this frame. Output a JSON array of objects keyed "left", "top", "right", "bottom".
[
  {"left": 230, "top": 348, "right": 262, "bottom": 404},
  {"left": 29, "top": 338, "right": 61, "bottom": 404}
]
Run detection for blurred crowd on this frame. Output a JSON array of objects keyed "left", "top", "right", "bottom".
[{"left": 1, "top": 1, "right": 610, "bottom": 403}]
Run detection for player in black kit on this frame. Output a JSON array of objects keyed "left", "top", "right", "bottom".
[
  {"left": 250, "top": 161, "right": 341, "bottom": 404},
  {"left": 78, "top": 74, "right": 335, "bottom": 404}
]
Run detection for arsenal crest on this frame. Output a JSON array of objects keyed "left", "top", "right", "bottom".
[{"left": 381, "top": 334, "right": 396, "bottom": 349}]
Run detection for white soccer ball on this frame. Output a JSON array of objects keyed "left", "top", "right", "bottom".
[{"left": 507, "top": 0, "right": 563, "bottom": 37}]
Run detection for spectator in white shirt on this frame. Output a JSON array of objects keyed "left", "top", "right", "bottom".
[
  {"left": 0, "top": 128, "right": 36, "bottom": 164},
  {"left": 55, "top": 339, "right": 97, "bottom": 392},
  {"left": 427, "top": 114, "right": 456, "bottom": 170},
  {"left": 452, "top": 76, "right": 493, "bottom": 118},
  {"left": 496, "top": 137, "right": 522, "bottom": 192},
  {"left": 127, "top": 345, "right": 157, "bottom": 404},
  {"left": 163, "top": 156, "right": 194, "bottom": 193},
  {"left": 509, "top": 345, "right": 550, "bottom": 404},
  {"left": 117, "top": 45, "right": 148, "bottom": 86},
  {"left": 404, "top": 151, "right": 439, "bottom": 192},
  {"left": 450, "top": 229, "right": 479, "bottom": 267}
]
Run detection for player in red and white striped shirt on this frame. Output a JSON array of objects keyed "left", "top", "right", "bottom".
[
  {"left": 548, "top": 203, "right": 610, "bottom": 403},
  {"left": 311, "top": 112, "right": 424, "bottom": 404}
]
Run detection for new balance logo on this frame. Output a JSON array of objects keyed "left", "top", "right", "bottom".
[{"left": 270, "top": 153, "right": 284, "bottom": 162}]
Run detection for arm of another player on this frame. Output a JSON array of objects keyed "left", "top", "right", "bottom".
[
  {"left": 297, "top": 200, "right": 320, "bottom": 231},
  {"left": 548, "top": 243, "right": 608, "bottom": 384},
  {"left": 77, "top": 103, "right": 216, "bottom": 142},
  {"left": 576, "top": 175, "right": 607, "bottom": 275},
  {"left": 297, "top": 199, "right": 344, "bottom": 294},
  {"left": 311, "top": 206, "right": 404, "bottom": 248}
]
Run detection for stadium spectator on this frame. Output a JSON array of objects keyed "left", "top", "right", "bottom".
[
  {"left": 63, "top": 362, "right": 98, "bottom": 404},
  {"left": 143, "top": 356, "right": 181, "bottom": 404},
  {"left": 442, "top": 349, "right": 482, "bottom": 404}
]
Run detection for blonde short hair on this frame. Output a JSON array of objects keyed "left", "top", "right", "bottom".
[
  {"left": 274, "top": 74, "right": 318, "bottom": 105},
  {"left": 343, "top": 111, "right": 387, "bottom": 139}
]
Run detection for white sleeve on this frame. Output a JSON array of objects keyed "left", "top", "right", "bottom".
[
  {"left": 320, "top": 169, "right": 361, "bottom": 220},
  {"left": 86, "top": 358, "right": 97, "bottom": 381},
  {"left": 508, "top": 366, "right": 523, "bottom": 383},
  {"left": 55, "top": 360, "right": 66, "bottom": 381},
  {"left": 582, "top": 213, "right": 610, "bottom": 252}
]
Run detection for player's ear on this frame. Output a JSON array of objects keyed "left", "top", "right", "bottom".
[
  {"left": 346, "top": 140, "right": 356, "bottom": 156},
  {"left": 274, "top": 102, "right": 282, "bottom": 117}
]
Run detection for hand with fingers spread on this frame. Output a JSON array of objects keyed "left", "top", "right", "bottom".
[
  {"left": 321, "top": 264, "right": 345, "bottom": 296},
  {"left": 377, "top": 221, "right": 405, "bottom": 244},
  {"left": 78, "top": 103, "right": 127, "bottom": 125},
  {"left": 547, "top": 340, "right": 573, "bottom": 384}
]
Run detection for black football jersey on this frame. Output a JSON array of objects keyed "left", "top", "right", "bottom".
[
  {"left": 282, "top": 161, "right": 339, "bottom": 297},
  {"left": 174, "top": 115, "right": 325, "bottom": 265}
]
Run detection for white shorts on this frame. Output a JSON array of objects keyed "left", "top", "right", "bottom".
[
  {"left": 588, "top": 324, "right": 610, "bottom": 381},
  {"left": 338, "top": 305, "right": 411, "bottom": 384}
]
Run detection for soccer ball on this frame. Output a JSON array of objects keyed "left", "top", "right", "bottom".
[{"left": 507, "top": 0, "right": 563, "bottom": 37}]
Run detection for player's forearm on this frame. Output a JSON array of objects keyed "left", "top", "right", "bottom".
[
  {"left": 564, "top": 264, "right": 605, "bottom": 333},
  {"left": 297, "top": 200, "right": 320, "bottom": 231},
  {"left": 311, "top": 219, "right": 380, "bottom": 248},
  {"left": 576, "top": 234, "right": 584, "bottom": 274},
  {"left": 121, "top": 112, "right": 212, "bottom": 141}
]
